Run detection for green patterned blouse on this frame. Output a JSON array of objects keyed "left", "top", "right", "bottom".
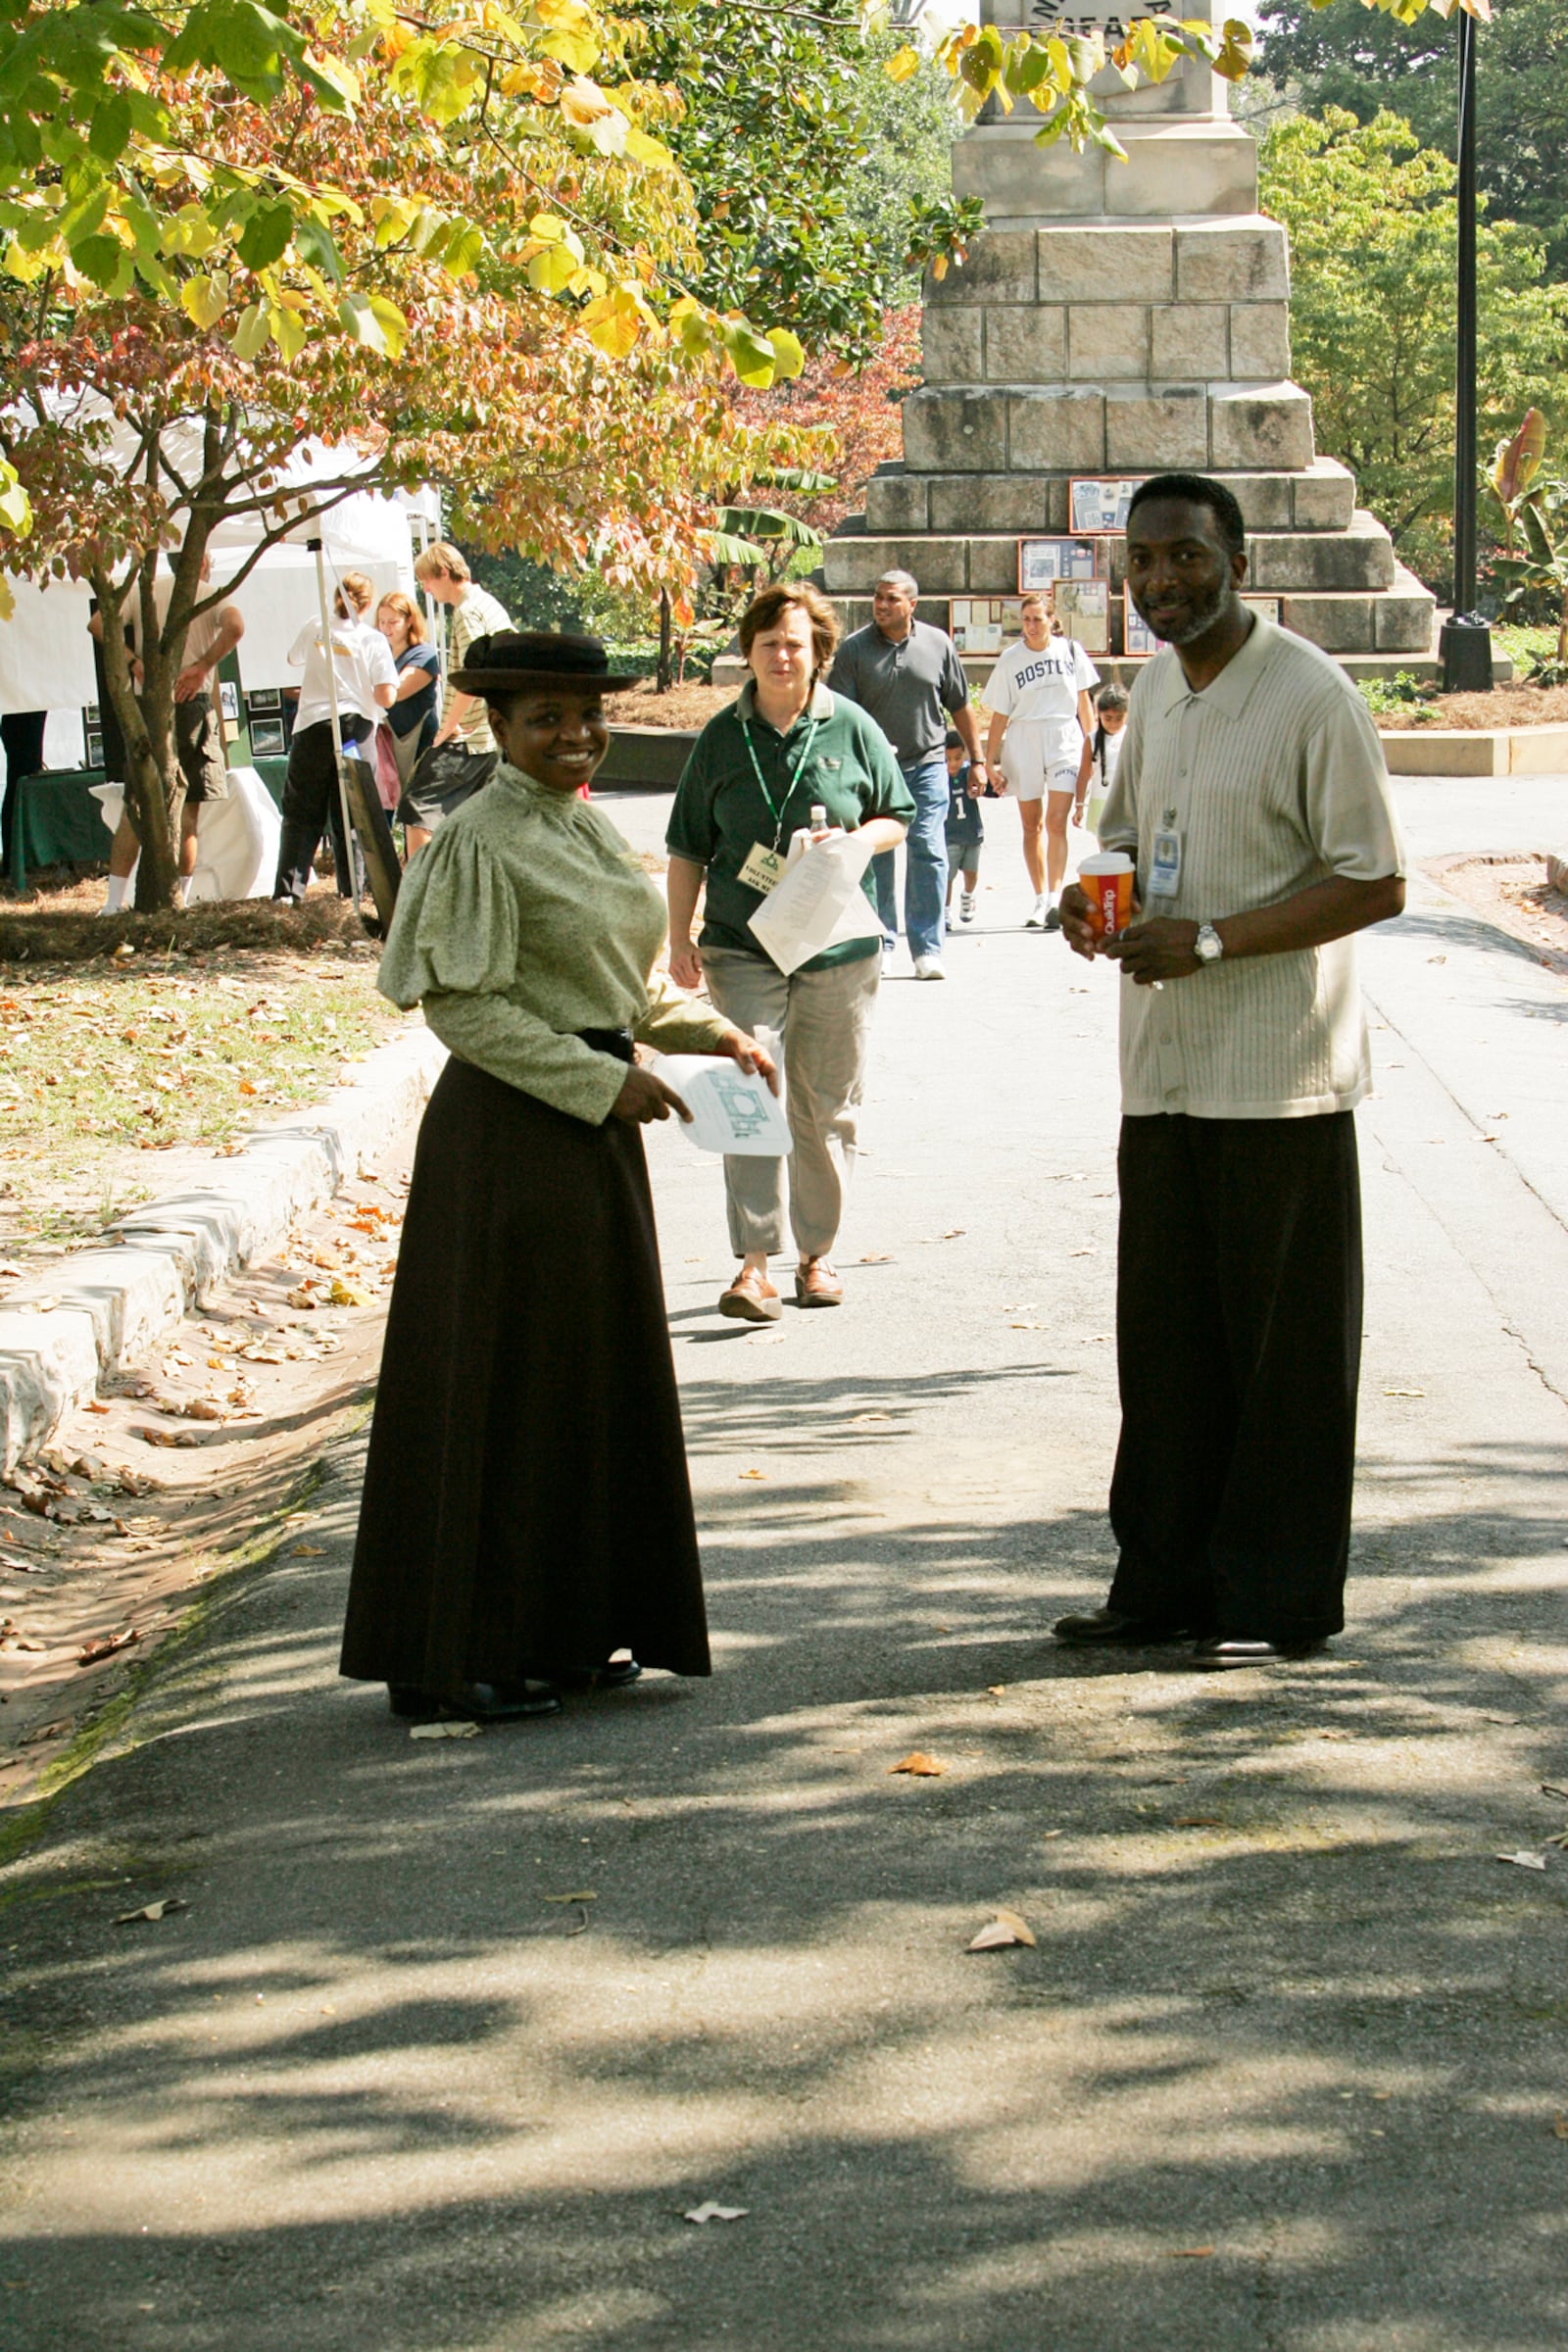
[{"left": 377, "top": 761, "right": 736, "bottom": 1124}]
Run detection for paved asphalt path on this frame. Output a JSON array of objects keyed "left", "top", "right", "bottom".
[{"left": 3, "top": 779, "right": 1567, "bottom": 2351}]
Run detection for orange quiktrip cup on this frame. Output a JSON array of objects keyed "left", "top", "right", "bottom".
[{"left": 1079, "top": 852, "right": 1135, "bottom": 940}]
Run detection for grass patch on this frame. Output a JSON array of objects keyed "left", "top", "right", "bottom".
[{"left": 0, "top": 949, "right": 399, "bottom": 1238}]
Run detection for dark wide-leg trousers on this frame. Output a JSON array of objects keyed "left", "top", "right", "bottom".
[
  {"left": 273, "top": 716, "right": 368, "bottom": 902},
  {"left": 1106, "top": 1109, "right": 1362, "bottom": 1645}
]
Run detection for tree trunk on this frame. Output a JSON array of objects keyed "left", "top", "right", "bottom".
[
  {"left": 89, "top": 566, "right": 183, "bottom": 910},
  {"left": 658, "top": 587, "right": 673, "bottom": 694}
]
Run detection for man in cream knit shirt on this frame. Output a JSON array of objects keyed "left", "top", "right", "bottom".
[{"left": 1055, "top": 473, "right": 1405, "bottom": 1668}]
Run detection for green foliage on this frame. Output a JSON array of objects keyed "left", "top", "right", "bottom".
[
  {"left": 1259, "top": 109, "right": 1568, "bottom": 588},
  {"left": 1356, "top": 670, "right": 1434, "bottom": 719},
  {"left": 1491, "top": 474, "right": 1568, "bottom": 668},
  {"left": 627, "top": 5, "right": 963, "bottom": 363},
  {"left": 1256, "top": 0, "right": 1568, "bottom": 275}
]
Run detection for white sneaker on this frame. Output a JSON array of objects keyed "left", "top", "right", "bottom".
[
  {"left": 912, "top": 955, "right": 947, "bottom": 981},
  {"left": 1025, "top": 897, "right": 1046, "bottom": 928},
  {"left": 958, "top": 892, "right": 975, "bottom": 924}
]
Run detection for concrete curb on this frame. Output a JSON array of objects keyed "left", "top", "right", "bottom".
[
  {"left": 1380, "top": 721, "right": 1568, "bottom": 777},
  {"left": 0, "top": 1023, "right": 446, "bottom": 1475}
]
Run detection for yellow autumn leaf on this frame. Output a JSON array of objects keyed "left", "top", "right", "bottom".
[
  {"left": 559, "top": 74, "right": 614, "bottom": 126},
  {"left": 179, "top": 270, "right": 229, "bottom": 329},
  {"left": 885, "top": 43, "right": 921, "bottom": 83}
]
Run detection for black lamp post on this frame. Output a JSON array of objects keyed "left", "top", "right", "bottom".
[{"left": 1440, "top": 4, "right": 1494, "bottom": 691}]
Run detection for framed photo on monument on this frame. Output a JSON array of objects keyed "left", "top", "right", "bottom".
[
  {"left": 1017, "top": 536, "right": 1101, "bottom": 593},
  {"left": 246, "top": 686, "right": 281, "bottom": 714},
  {"left": 249, "top": 715, "right": 287, "bottom": 758},
  {"left": 1068, "top": 476, "right": 1146, "bottom": 535},
  {"left": 1054, "top": 578, "right": 1110, "bottom": 655}
]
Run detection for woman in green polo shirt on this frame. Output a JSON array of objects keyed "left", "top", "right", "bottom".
[{"left": 666, "top": 581, "right": 914, "bottom": 1321}]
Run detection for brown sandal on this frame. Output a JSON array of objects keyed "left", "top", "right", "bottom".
[{"left": 718, "top": 1265, "right": 782, "bottom": 1323}]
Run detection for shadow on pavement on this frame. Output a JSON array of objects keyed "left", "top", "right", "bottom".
[{"left": 2, "top": 1410, "right": 1566, "bottom": 2351}]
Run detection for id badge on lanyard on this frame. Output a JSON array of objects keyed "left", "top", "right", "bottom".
[
  {"left": 1148, "top": 817, "right": 1182, "bottom": 905},
  {"left": 738, "top": 840, "right": 787, "bottom": 896}
]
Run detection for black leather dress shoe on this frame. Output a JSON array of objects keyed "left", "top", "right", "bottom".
[
  {"left": 387, "top": 1680, "right": 563, "bottom": 1720},
  {"left": 1189, "top": 1638, "right": 1327, "bottom": 1670},
  {"left": 1052, "top": 1607, "right": 1194, "bottom": 1647}
]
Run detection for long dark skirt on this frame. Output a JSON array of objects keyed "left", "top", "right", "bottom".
[{"left": 340, "top": 1056, "right": 710, "bottom": 1692}]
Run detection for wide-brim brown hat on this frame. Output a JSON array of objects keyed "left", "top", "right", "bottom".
[{"left": 449, "top": 629, "right": 643, "bottom": 695}]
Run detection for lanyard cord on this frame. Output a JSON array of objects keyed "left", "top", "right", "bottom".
[{"left": 742, "top": 710, "right": 821, "bottom": 849}]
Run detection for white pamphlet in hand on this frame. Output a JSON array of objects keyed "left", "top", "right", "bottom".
[
  {"left": 745, "top": 829, "right": 881, "bottom": 978},
  {"left": 649, "top": 1055, "right": 793, "bottom": 1157}
]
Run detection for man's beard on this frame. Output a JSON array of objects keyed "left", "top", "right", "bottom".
[{"left": 1134, "top": 572, "right": 1232, "bottom": 646}]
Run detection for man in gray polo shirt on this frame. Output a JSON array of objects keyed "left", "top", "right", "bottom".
[
  {"left": 828, "top": 570, "right": 988, "bottom": 979},
  {"left": 1055, "top": 472, "right": 1405, "bottom": 1668}
]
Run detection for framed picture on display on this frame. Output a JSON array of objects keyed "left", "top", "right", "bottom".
[
  {"left": 1017, "top": 536, "right": 1101, "bottom": 592},
  {"left": 246, "top": 686, "right": 281, "bottom": 713},
  {"left": 219, "top": 681, "right": 240, "bottom": 723},
  {"left": 84, "top": 726, "right": 104, "bottom": 769},
  {"left": 249, "top": 716, "right": 287, "bottom": 757},
  {"left": 1054, "top": 579, "right": 1110, "bottom": 655},
  {"left": 1122, "top": 601, "right": 1164, "bottom": 659},
  {"left": 1068, "top": 476, "right": 1146, "bottom": 535},
  {"left": 952, "top": 597, "right": 1010, "bottom": 656}
]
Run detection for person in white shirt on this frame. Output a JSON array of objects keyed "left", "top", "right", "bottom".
[
  {"left": 272, "top": 569, "right": 397, "bottom": 904},
  {"left": 92, "top": 551, "right": 245, "bottom": 910},
  {"left": 412, "top": 541, "right": 513, "bottom": 755},
  {"left": 984, "top": 589, "right": 1099, "bottom": 930}
]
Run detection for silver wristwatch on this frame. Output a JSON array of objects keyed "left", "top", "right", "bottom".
[{"left": 1194, "top": 922, "right": 1225, "bottom": 965}]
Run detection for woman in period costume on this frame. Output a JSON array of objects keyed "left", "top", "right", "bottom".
[{"left": 340, "top": 630, "right": 774, "bottom": 1724}]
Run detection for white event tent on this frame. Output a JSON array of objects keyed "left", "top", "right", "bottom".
[{"left": 0, "top": 428, "right": 439, "bottom": 749}]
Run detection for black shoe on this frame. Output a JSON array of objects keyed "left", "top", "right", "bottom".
[
  {"left": 387, "top": 1680, "right": 562, "bottom": 1720},
  {"left": 1189, "top": 1637, "right": 1328, "bottom": 1670},
  {"left": 560, "top": 1656, "right": 643, "bottom": 1691},
  {"left": 1052, "top": 1607, "right": 1193, "bottom": 1647}
]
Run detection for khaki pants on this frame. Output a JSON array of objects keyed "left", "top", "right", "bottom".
[{"left": 700, "top": 946, "right": 879, "bottom": 1262}]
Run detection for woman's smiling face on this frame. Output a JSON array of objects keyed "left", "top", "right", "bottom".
[{"left": 489, "top": 687, "right": 610, "bottom": 793}]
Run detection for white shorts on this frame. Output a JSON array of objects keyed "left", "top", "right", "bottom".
[{"left": 1000, "top": 721, "right": 1081, "bottom": 803}]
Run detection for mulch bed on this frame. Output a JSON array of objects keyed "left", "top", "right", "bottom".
[
  {"left": 1377, "top": 685, "right": 1568, "bottom": 731},
  {"left": 1426, "top": 855, "right": 1568, "bottom": 976},
  {"left": 613, "top": 678, "right": 733, "bottom": 731}
]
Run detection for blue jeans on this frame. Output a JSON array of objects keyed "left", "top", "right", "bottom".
[{"left": 873, "top": 752, "right": 949, "bottom": 960}]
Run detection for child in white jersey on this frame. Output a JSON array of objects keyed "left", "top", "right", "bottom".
[
  {"left": 983, "top": 590, "right": 1099, "bottom": 931},
  {"left": 1074, "top": 681, "right": 1129, "bottom": 842}
]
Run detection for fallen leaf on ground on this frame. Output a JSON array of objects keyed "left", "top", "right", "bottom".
[
  {"left": 290, "top": 1544, "right": 325, "bottom": 1557},
  {"left": 179, "top": 1398, "right": 225, "bottom": 1422},
  {"left": 967, "top": 1908, "right": 1036, "bottom": 1951},
  {"left": 987, "top": 1685, "right": 1006, "bottom": 1695},
  {"left": 684, "top": 2203, "right": 748, "bottom": 2225},
  {"left": 858, "top": 1251, "right": 892, "bottom": 1263},
  {"left": 1496, "top": 1849, "right": 1547, "bottom": 1870},
  {"left": 78, "top": 1628, "right": 140, "bottom": 1666},
  {"left": 1553, "top": 2115, "right": 1568, "bottom": 2140},
  {"left": 542, "top": 1891, "right": 597, "bottom": 1904},
  {"left": 889, "top": 1751, "right": 945, "bottom": 1777},
  {"left": 1541, "top": 1783, "right": 1568, "bottom": 1801},
  {"left": 85, "top": 1398, "right": 111, "bottom": 1415},
  {"left": 940, "top": 1228, "right": 965, "bottom": 1240},
  {"left": 1175, "top": 1815, "right": 1224, "bottom": 1829},
  {"left": 114, "top": 1897, "right": 187, "bottom": 1925},
  {"left": 1167, "top": 2246, "right": 1215, "bottom": 2260},
  {"left": 285, "top": 1288, "right": 317, "bottom": 1311},
  {"left": 328, "top": 1277, "right": 375, "bottom": 1307},
  {"left": 850, "top": 1412, "right": 894, "bottom": 1427},
  {"left": 409, "top": 1719, "right": 480, "bottom": 1740},
  {"left": 738, "top": 1468, "right": 767, "bottom": 1481},
  {"left": 1382, "top": 1388, "right": 1426, "bottom": 1399}
]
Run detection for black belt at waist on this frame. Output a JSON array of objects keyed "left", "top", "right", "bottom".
[{"left": 577, "top": 1027, "right": 635, "bottom": 1064}]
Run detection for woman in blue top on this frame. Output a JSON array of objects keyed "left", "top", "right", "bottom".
[
  {"left": 666, "top": 581, "right": 914, "bottom": 1323},
  {"left": 376, "top": 591, "right": 440, "bottom": 791}
]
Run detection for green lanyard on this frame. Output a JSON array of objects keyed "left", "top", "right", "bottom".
[{"left": 742, "top": 713, "right": 821, "bottom": 850}]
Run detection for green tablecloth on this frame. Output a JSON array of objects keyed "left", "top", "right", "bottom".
[{"left": 5, "top": 761, "right": 289, "bottom": 893}]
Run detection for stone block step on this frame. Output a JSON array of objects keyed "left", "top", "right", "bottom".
[
  {"left": 926, "top": 218, "right": 1290, "bottom": 311},
  {"left": 950, "top": 119, "right": 1259, "bottom": 222},
  {"left": 823, "top": 517, "right": 1399, "bottom": 600},
  {"left": 901, "top": 381, "right": 1314, "bottom": 478},
  {"left": 864, "top": 459, "right": 1356, "bottom": 538},
  {"left": 923, "top": 296, "right": 1291, "bottom": 389},
  {"left": 829, "top": 561, "right": 1435, "bottom": 661}
]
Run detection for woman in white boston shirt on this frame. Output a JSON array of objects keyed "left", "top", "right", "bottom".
[{"left": 984, "top": 590, "right": 1098, "bottom": 932}]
